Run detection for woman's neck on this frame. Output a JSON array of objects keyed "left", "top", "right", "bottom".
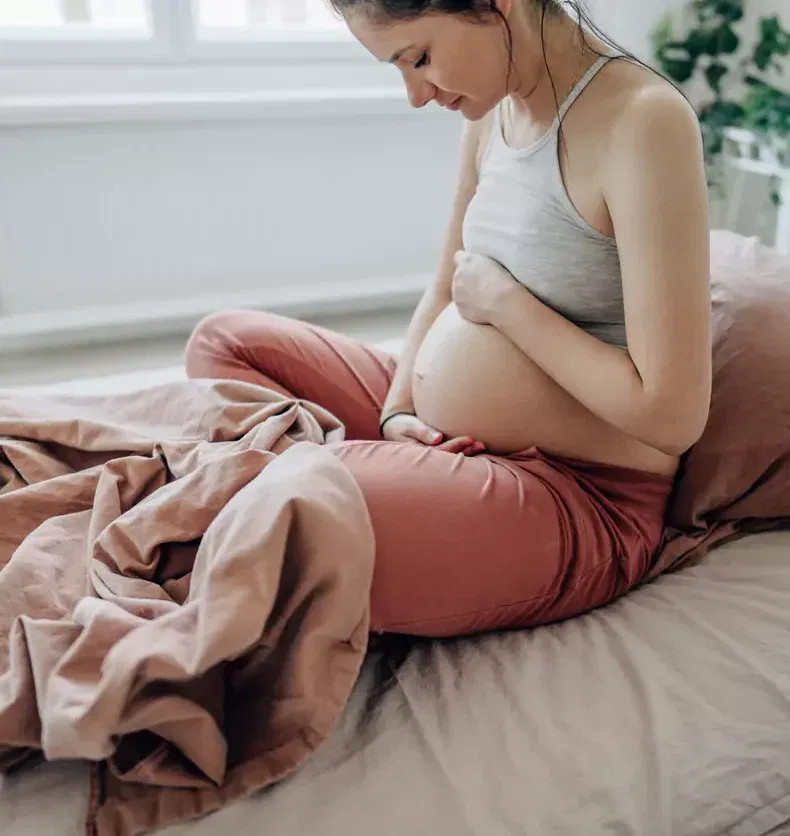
[{"left": 507, "top": 7, "right": 597, "bottom": 127}]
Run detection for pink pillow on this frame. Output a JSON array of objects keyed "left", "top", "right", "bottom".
[{"left": 651, "top": 230, "right": 790, "bottom": 578}]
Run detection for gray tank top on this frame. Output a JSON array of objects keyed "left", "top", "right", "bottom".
[{"left": 462, "top": 54, "right": 627, "bottom": 348}]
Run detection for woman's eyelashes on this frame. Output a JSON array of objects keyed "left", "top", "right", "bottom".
[{"left": 414, "top": 50, "right": 430, "bottom": 69}]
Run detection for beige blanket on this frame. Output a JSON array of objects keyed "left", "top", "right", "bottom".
[{"left": 0, "top": 380, "right": 375, "bottom": 836}]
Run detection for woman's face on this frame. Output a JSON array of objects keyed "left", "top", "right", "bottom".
[{"left": 346, "top": 4, "right": 520, "bottom": 122}]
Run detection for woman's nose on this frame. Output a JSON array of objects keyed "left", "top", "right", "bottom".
[{"left": 406, "top": 78, "right": 437, "bottom": 109}]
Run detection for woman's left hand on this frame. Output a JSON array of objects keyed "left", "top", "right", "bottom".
[{"left": 451, "top": 251, "right": 518, "bottom": 326}]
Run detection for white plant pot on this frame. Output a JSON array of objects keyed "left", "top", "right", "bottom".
[
  {"left": 769, "top": 135, "right": 788, "bottom": 168},
  {"left": 722, "top": 125, "right": 790, "bottom": 254}
]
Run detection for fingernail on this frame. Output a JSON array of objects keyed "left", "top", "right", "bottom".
[{"left": 431, "top": 434, "right": 444, "bottom": 445}]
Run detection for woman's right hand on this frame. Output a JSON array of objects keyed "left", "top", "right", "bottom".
[{"left": 380, "top": 413, "right": 486, "bottom": 456}]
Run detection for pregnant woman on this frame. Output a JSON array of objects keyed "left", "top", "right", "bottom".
[{"left": 186, "top": 0, "right": 712, "bottom": 638}]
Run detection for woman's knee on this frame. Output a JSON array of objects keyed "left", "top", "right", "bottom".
[
  {"left": 186, "top": 309, "right": 241, "bottom": 374},
  {"left": 185, "top": 309, "right": 286, "bottom": 379}
]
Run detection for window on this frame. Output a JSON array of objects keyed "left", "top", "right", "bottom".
[
  {"left": 0, "top": 0, "right": 357, "bottom": 62},
  {"left": 0, "top": 0, "right": 343, "bottom": 31},
  {"left": 198, "top": 0, "right": 343, "bottom": 32},
  {"left": 0, "top": 0, "right": 390, "bottom": 122},
  {"left": 0, "top": 0, "right": 149, "bottom": 30}
]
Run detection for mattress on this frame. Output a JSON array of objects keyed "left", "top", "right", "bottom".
[{"left": 2, "top": 530, "right": 790, "bottom": 836}]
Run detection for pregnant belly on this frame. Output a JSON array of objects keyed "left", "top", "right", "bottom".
[{"left": 412, "top": 304, "right": 676, "bottom": 474}]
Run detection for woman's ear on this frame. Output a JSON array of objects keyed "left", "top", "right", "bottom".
[{"left": 491, "top": 0, "right": 515, "bottom": 17}]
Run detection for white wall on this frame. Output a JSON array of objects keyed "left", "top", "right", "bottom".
[
  {"left": 586, "top": 0, "right": 684, "bottom": 61},
  {"left": 0, "top": 104, "right": 460, "bottom": 352}
]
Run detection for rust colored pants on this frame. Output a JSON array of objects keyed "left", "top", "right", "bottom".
[{"left": 185, "top": 310, "right": 673, "bottom": 638}]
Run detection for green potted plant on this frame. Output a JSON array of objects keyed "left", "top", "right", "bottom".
[{"left": 652, "top": 0, "right": 790, "bottom": 204}]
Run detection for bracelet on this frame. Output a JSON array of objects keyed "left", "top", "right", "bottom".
[{"left": 378, "top": 411, "right": 415, "bottom": 437}]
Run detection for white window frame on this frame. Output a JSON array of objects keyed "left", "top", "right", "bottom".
[
  {"left": 0, "top": 0, "right": 366, "bottom": 65},
  {"left": 0, "top": 0, "right": 398, "bottom": 123}
]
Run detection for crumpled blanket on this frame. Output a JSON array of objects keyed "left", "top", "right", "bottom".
[{"left": 0, "top": 379, "right": 375, "bottom": 836}]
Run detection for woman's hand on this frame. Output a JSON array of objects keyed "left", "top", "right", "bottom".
[
  {"left": 451, "top": 251, "right": 519, "bottom": 326},
  {"left": 380, "top": 413, "right": 486, "bottom": 456}
]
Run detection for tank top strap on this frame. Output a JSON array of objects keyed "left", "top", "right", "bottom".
[{"left": 555, "top": 54, "right": 616, "bottom": 124}]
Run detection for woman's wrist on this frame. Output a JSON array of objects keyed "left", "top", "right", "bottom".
[
  {"left": 378, "top": 410, "right": 415, "bottom": 437},
  {"left": 489, "top": 278, "right": 527, "bottom": 331}
]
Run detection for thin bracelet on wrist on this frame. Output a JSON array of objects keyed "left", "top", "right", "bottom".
[{"left": 378, "top": 411, "right": 415, "bottom": 437}]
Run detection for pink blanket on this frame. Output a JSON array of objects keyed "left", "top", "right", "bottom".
[{"left": 0, "top": 380, "right": 374, "bottom": 836}]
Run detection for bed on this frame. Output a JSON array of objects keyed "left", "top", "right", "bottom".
[
  {"left": 2, "top": 528, "right": 789, "bottom": 836},
  {"left": 3, "top": 230, "right": 790, "bottom": 836}
]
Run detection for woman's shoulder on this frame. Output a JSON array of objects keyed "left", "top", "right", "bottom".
[
  {"left": 598, "top": 55, "right": 700, "bottom": 139},
  {"left": 577, "top": 52, "right": 702, "bottom": 181},
  {"left": 597, "top": 56, "right": 706, "bottom": 205}
]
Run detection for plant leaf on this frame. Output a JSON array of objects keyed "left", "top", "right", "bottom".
[
  {"left": 650, "top": 13, "right": 675, "bottom": 54},
  {"left": 705, "top": 61, "right": 729, "bottom": 93},
  {"left": 688, "top": 27, "right": 720, "bottom": 57},
  {"left": 716, "top": 23, "right": 740, "bottom": 55},
  {"left": 662, "top": 59, "right": 697, "bottom": 83},
  {"left": 657, "top": 43, "right": 697, "bottom": 83},
  {"left": 714, "top": 0, "right": 744, "bottom": 23},
  {"left": 760, "top": 16, "right": 781, "bottom": 42},
  {"left": 753, "top": 44, "right": 773, "bottom": 71},
  {"left": 744, "top": 74, "right": 766, "bottom": 87}
]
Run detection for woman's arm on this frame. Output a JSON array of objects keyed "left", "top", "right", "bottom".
[
  {"left": 381, "top": 117, "right": 490, "bottom": 422},
  {"left": 491, "top": 89, "right": 712, "bottom": 457}
]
